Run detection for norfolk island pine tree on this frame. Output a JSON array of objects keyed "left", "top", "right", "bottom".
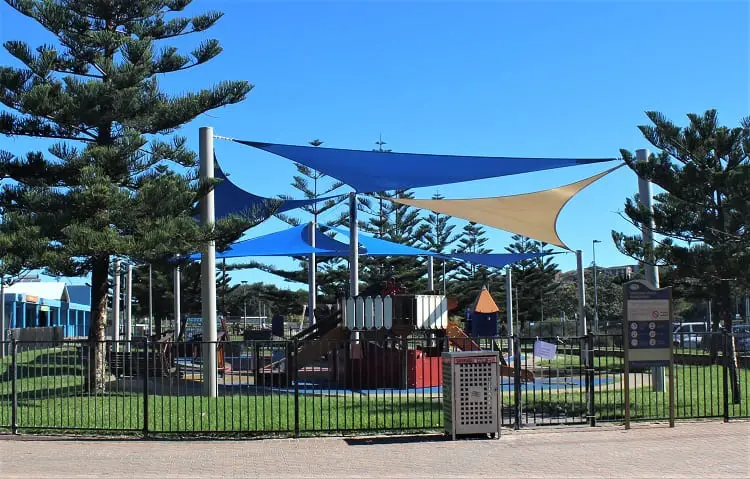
[{"left": 0, "top": 0, "right": 262, "bottom": 390}]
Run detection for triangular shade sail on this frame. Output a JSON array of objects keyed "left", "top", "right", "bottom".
[
  {"left": 235, "top": 140, "right": 617, "bottom": 193},
  {"left": 390, "top": 165, "right": 624, "bottom": 249},
  {"left": 187, "top": 224, "right": 356, "bottom": 260},
  {"left": 327, "top": 226, "right": 546, "bottom": 266},
  {"left": 213, "top": 155, "right": 343, "bottom": 221},
  {"left": 327, "top": 226, "right": 438, "bottom": 257},
  {"left": 450, "top": 252, "right": 549, "bottom": 269},
  {"left": 185, "top": 223, "right": 546, "bottom": 269}
]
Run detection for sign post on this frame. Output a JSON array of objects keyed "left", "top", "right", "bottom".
[{"left": 623, "top": 280, "right": 675, "bottom": 429}]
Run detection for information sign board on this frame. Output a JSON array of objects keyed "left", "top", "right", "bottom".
[
  {"left": 623, "top": 281, "right": 673, "bottom": 368},
  {"left": 622, "top": 280, "right": 675, "bottom": 429}
]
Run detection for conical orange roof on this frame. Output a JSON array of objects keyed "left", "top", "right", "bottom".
[{"left": 472, "top": 286, "right": 500, "bottom": 314}]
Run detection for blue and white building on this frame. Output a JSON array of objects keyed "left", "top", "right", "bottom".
[{"left": 3, "top": 282, "right": 91, "bottom": 338}]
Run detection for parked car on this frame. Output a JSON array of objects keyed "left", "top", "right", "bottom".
[
  {"left": 672, "top": 322, "right": 707, "bottom": 348},
  {"left": 730, "top": 324, "right": 750, "bottom": 353},
  {"left": 700, "top": 323, "right": 750, "bottom": 354}
]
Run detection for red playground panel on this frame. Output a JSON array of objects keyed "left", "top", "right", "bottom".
[
  {"left": 333, "top": 345, "right": 443, "bottom": 389},
  {"left": 407, "top": 349, "right": 442, "bottom": 388}
]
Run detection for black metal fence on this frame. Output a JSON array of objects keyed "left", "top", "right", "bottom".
[{"left": 0, "top": 331, "right": 747, "bottom": 437}]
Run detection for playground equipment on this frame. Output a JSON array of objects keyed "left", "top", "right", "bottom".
[{"left": 258, "top": 283, "right": 535, "bottom": 389}]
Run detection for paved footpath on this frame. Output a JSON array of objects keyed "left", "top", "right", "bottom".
[{"left": 1, "top": 421, "right": 748, "bottom": 478}]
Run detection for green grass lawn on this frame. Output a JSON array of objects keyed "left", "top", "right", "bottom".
[{"left": 0, "top": 346, "right": 747, "bottom": 436}]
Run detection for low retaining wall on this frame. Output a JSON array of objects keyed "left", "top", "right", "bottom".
[{"left": 11, "top": 326, "right": 64, "bottom": 343}]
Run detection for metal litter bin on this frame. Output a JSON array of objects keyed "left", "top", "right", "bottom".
[{"left": 442, "top": 351, "right": 500, "bottom": 440}]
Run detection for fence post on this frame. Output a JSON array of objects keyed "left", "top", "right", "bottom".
[
  {"left": 292, "top": 338, "right": 300, "bottom": 438},
  {"left": 143, "top": 338, "right": 149, "bottom": 435},
  {"left": 722, "top": 331, "right": 729, "bottom": 423},
  {"left": 513, "top": 335, "right": 522, "bottom": 430},
  {"left": 11, "top": 335, "right": 18, "bottom": 435},
  {"left": 254, "top": 342, "right": 261, "bottom": 386},
  {"left": 586, "top": 332, "right": 596, "bottom": 427}
]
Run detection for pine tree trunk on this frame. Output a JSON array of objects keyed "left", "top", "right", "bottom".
[{"left": 86, "top": 254, "right": 110, "bottom": 391}]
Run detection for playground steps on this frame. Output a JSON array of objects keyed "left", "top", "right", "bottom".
[
  {"left": 260, "top": 311, "right": 346, "bottom": 375},
  {"left": 292, "top": 326, "right": 349, "bottom": 369},
  {"left": 107, "top": 350, "right": 169, "bottom": 378}
]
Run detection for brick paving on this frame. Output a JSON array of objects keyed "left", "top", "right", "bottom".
[{"left": 1, "top": 420, "right": 748, "bottom": 478}]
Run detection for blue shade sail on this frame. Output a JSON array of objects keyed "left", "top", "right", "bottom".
[
  {"left": 235, "top": 140, "right": 617, "bottom": 193},
  {"left": 449, "top": 252, "right": 546, "bottom": 269},
  {"left": 186, "top": 224, "right": 341, "bottom": 260},
  {"left": 184, "top": 223, "right": 548, "bottom": 271},
  {"left": 213, "top": 155, "right": 344, "bottom": 220},
  {"left": 310, "top": 225, "right": 366, "bottom": 257},
  {"left": 327, "top": 226, "right": 439, "bottom": 257},
  {"left": 186, "top": 224, "right": 367, "bottom": 261}
]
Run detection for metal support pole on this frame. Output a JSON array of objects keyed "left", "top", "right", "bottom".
[
  {"left": 586, "top": 332, "right": 596, "bottom": 426},
  {"left": 348, "top": 193, "right": 359, "bottom": 345},
  {"left": 442, "top": 261, "right": 446, "bottom": 295},
  {"left": 143, "top": 336, "right": 149, "bottom": 435},
  {"left": 427, "top": 256, "right": 434, "bottom": 292},
  {"left": 637, "top": 148, "right": 665, "bottom": 392},
  {"left": 593, "top": 240, "right": 600, "bottom": 332},
  {"left": 148, "top": 263, "right": 153, "bottom": 337},
  {"left": 745, "top": 296, "right": 749, "bottom": 324},
  {"left": 11, "top": 336, "right": 17, "bottom": 434},
  {"left": 199, "top": 126, "right": 218, "bottom": 397},
  {"left": 576, "top": 250, "right": 587, "bottom": 336},
  {"left": 174, "top": 264, "right": 181, "bottom": 340},
  {"left": 241, "top": 281, "right": 247, "bottom": 332},
  {"left": 126, "top": 264, "right": 133, "bottom": 351},
  {"left": 349, "top": 193, "right": 359, "bottom": 297},
  {"left": 576, "top": 250, "right": 588, "bottom": 365},
  {"left": 513, "top": 335, "right": 522, "bottom": 430},
  {"left": 1, "top": 274, "right": 5, "bottom": 357},
  {"left": 221, "top": 257, "right": 227, "bottom": 319},
  {"left": 113, "top": 260, "right": 120, "bottom": 352},
  {"left": 308, "top": 221, "right": 317, "bottom": 325},
  {"left": 506, "top": 268, "right": 514, "bottom": 359}
]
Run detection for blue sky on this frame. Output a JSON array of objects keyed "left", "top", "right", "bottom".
[{"left": 0, "top": 0, "right": 748, "bottom": 289}]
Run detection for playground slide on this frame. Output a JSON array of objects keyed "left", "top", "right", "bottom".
[
  {"left": 445, "top": 322, "right": 534, "bottom": 381},
  {"left": 445, "top": 321, "right": 482, "bottom": 351}
]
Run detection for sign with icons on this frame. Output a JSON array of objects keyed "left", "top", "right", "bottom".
[
  {"left": 622, "top": 280, "right": 675, "bottom": 430},
  {"left": 623, "top": 280, "right": 673, "bottom": 368}
]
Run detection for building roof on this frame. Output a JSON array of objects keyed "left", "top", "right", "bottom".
[
  {"left": 472, "top": 286, "right": 500, "bottom": 314},
  {"left": 5, "top": 282, "right": 70, "bottom": 302}
]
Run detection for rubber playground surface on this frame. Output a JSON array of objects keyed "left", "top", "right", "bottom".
[
  {"left": 234, "top": 376, "right": 615, "bottom": 397},
  {"left": 176, "top": 357, "right": 613, "bottom": 396}
]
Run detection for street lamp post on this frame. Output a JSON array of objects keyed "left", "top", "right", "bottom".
[
  {"left": 593, "top": 240, "right": 601, "bottom": 332},
  {"left": 148, "top": 263, "right": 153, "bottom": 337}
]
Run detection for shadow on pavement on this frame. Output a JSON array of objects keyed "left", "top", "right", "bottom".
[{"left": 344, "top": 433, "right": 497, "bottom": 445}]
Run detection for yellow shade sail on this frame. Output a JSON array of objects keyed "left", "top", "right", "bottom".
[{"left": 390, "top": 165, "right": 624, "bottom": 250}]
